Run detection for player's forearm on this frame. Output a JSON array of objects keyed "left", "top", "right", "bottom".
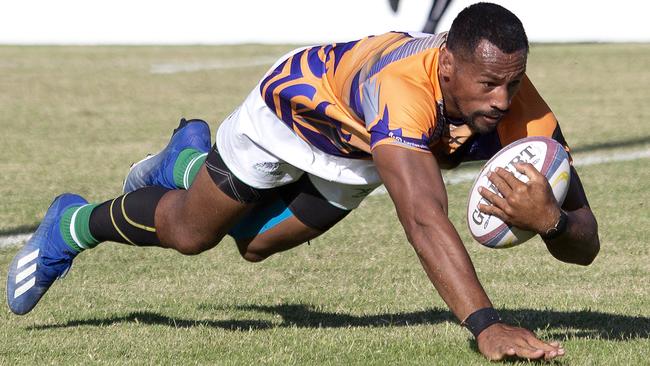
[
  {"left": 371, "top": 145, "right": 494, "bottom": 321},
  {"left": 543, "top": 206, "right": 599, "bottom": 265},
  {"left": 404, "top": 210, "right": 493, "bottom": 321}
]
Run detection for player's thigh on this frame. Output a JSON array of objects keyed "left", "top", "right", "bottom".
[{"left": 155, "top": 146, "right": 268, "bottom": 253}]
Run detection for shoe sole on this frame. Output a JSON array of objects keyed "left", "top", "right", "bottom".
[
  {"left": 122, "top": 154, "right": 155, "bottom": 193},
  {"left": 121, "top": 120, "right": 211, "bottom": 193}
]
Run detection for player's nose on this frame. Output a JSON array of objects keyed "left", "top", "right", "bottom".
[{"left": 490, "top": 85, "right": 510, "bottom": 112}]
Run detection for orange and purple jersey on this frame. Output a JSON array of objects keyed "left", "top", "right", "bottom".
[{"left": 259, "top": 32, "right": 568, "bottom": 166}]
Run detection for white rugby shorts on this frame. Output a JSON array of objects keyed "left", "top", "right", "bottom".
[{"left": 215, "top": 49, "right": 382, "bottom": 210}]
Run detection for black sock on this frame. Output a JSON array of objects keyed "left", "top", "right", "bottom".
[{"left": 88, "top": 186, "right": 170, "bottom": 246}]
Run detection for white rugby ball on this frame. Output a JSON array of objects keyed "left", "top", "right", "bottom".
[{"left": 466, "top": 136, "right": 571, "bottom": 248}]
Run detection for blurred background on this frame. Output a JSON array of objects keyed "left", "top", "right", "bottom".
[{"left": 2, "top": 0, "right": 649, "bottom": 45}]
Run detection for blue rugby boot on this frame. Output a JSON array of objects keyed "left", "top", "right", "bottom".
[
  {"left": 123, "top": 118, "right": 211, "bottom": 193},
  {"left": 6, "top": 193, "right": 87, "bottom": 315}
]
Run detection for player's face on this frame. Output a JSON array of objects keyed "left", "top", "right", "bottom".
[{"left": 442, "top": 40, "right": 527, "bottom": 134}]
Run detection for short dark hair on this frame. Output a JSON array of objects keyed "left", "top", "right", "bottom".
[{"left": 446, "top": 2, "right": 528, "bottom": 59}]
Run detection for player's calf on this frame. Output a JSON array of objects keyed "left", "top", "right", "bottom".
[
  {"left": 229, "top": 200, "right": 330, "bottom": 262},
  {"left": 234, "top": 222, "right": 321, "bottom": 262}
]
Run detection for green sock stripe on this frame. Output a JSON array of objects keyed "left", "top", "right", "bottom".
[
  {"left": 72, "top": 203, "right": 100, "bottom": 249},
  {"left": 183, "top": 153, "right": 207, "bottom": 189},
  {"left": 60, "top": 205, "right": 84, "bottom": 252},
  {"left": 173, "top": 149, "right": 206, "bottom": 189}
]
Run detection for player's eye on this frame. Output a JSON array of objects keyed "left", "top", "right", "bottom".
[{"left": 481, "top": 81, "right": 497, "bottom": 89}]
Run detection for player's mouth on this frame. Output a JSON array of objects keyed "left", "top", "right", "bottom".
[{"left": 480, "top": 113, "right": 503, "bottom": 125}]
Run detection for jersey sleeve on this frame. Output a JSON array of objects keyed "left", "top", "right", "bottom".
[
  {"left": 360, "top": 71, "right": 438, "bottom": 153},
  {"left": 497, "top": 75, "right": 571, "bottom": 155}
]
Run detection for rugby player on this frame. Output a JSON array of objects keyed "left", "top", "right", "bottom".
[{"left": 7, "top": 2, "right": 599, "bottom": 361}]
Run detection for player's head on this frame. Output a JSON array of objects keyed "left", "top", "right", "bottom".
[{"left": 439, "top": 2, "right": 529, "bottom": 134}]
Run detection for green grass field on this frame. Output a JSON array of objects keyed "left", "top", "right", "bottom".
[{"left": 1, "top": 43, "right": 649, "bottom": 365}]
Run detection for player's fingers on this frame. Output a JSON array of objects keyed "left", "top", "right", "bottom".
[
  {"left": 511, "top": 344, "right": 546, "bottom": 360},
  {"left": 487, "top": 170, "right": 513, "bottom": 195},
  {"left": 514, "top": 162, "right": 543, "bottom": 182},
  {"left": 524, "top": 336, "right": 565, "bottom": 359},
  {"left": 478, "top": 203, "right": 509, "bottom": 222},
  {"left": 525, "top": 336, "right": 560, "bottom": 351},
  {"left": 514, "top": 332, "right": 565, "bottom": 360},
  {"left": 478, "top": 187, "right": 507, "bottom": 208},
  {"left": 492, "top": 337, "right": 545, "bottom": 361},
  {"left": 485, "top": 345, "right": 515, "bottom": 361},
  {"left": 547, "top": 348, "right": 565, "bottom": 360},
  {"left": 540, "top": 347, "right": 564, "bottom": 361},
  {"left": 494, "top": 167, "right": 523, "bottom": 187}
]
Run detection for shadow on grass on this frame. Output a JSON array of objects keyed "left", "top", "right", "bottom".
[
  {"left": 31, "top": 304, "right": 650, "bottom": 340},
  {"left": 570, "top": 135, "right": 650, "bottom": 154},
  {"left": 0, "top": 224, "right": 39, "bottom": 237}
]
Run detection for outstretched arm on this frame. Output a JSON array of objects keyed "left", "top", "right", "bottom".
[
  {"left": 372, "top": 144, "right": 564, "bottom": 361},
  {"left": 479, "top": 164, "right": 600, "bottom": 265}
]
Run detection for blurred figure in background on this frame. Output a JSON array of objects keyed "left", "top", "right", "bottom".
[{"left": 390, "top": 0, "right": 454, "bottom": 33}]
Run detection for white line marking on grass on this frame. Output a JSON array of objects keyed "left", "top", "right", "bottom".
[
  {"left": 369, "top": 146, "right": 650, "bottom": 197},
  {"left": 573, "top": 148, "right": 650, "bottom": 166},
  {"left": 150, "top": 57, "right": 278, "bottom": 74},
  {"left": 1, "top": 147, "right": 649, "bottom": 249},
  {"left": 1, "top": 234, "right": 31, "bottom": 250}
]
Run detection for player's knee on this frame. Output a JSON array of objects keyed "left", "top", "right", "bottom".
[
  {"left": 174, "top": 241, "right": 209, "bottom": 255},
  {"left": 172, "top": 234, "right": 217, "bottom": 255}
]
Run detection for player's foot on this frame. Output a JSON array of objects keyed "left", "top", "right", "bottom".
[
  {"left": 122, "top": 118, "right": 211, "bottom": 193},
  {"left": 6, "top": 193, "right": 87, "bottom": 315}
]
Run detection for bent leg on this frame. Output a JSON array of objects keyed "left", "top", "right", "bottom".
[
  {"left": 78, "top": 166, "right": 250, "bottom": 255},
  {"left": 155, "top": 166, "right": 249, "bottom": 254},
  {"left": 70, "top": 145, "right": 268, "bottom": 255},
  {"left": 235, "top": 214, "right": 324, "bottom": 262},
  {"left": 231, "top": 175, "right": 359, "bottom": 262},
  {"left": 153, "top": 144, "right": 282, "bottom": 254}
]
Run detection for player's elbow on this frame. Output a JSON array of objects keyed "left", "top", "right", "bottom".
[
  {"left": 572, "top": 243, "right": 599, "bottom": 266},
  {"left": 557, "top": 220, "right": 600, "bottom": 266},
  {"left": 578, "top": 228, "right": 600, "bottom": 266},
  {"left": 579, "top": 215, "right": 600, "bottom": 265}
]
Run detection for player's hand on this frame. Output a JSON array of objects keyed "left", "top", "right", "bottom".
[
  {"left": 477, "top": 323, "right": 565, "bottom": 361},
  {"left": 477, "top": 162, "right": 561, "bottom": 234}
]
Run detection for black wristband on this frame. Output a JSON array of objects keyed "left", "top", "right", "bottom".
[
  {"left": 461, "top": 307, "right": 502, "bottom": 338},
  {"left": 540, "top": 209, "right": 569, "bottom": 240}
]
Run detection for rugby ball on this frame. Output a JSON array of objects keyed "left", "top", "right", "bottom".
[{"left": 467, "top": 136, "right": 571, "bottom": 248}]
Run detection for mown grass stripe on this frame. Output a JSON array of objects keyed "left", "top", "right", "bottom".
[
  {"left": 2, "top": 147, "right": 647, "bottom": 250},
  {"left": 150, "top": 57, "right": 279, "bottom": 74}
]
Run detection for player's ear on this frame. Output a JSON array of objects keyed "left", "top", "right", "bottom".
[{"left": 439, "top": 46, "right": 454, "bottom": 81}]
